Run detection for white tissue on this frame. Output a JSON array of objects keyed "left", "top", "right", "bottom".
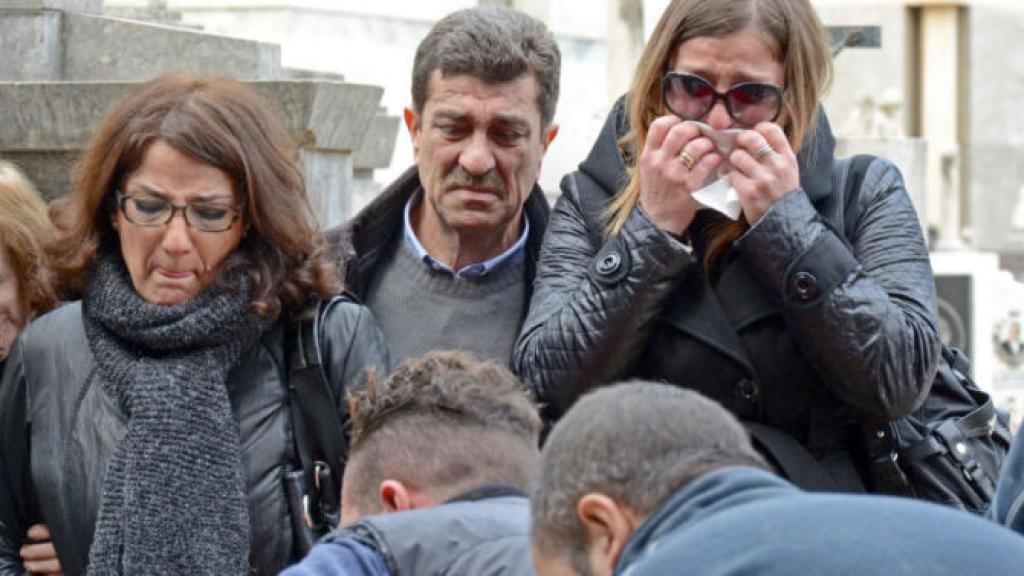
[
  {"left": 688, "top": 121, "right": 743, "bottom": 221},
  {"left": 691, "top": 177, "right": 742, "bottom": 221}
]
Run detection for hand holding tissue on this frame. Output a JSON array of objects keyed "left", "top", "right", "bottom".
[{"left": 688, "top": 121, "right": 743, "bottom": 221}]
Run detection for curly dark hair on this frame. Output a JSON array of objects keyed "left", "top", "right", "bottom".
[{"left": 343, "top": 351, "right": 541, "bottom": 515}]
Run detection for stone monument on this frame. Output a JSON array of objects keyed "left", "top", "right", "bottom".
[
  {"left": 835, "top": 88, "right": 929, "bottom": 238},
  {"left": 0, "top": 0, "right": 395, "bottom": 226}
]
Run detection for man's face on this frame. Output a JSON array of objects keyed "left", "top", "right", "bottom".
[{"left": 406, "top": 70, "right": 555, "bottom": 238}]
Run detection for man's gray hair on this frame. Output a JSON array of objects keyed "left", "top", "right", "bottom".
[
  {"left": 531, "top": 382, "right": 768, "bottom": 560},
  {"left": 411, "top": 6, "right": 561, "bottom": 128}
]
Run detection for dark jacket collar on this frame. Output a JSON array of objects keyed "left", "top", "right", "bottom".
[
  {"left": 325, "top": 166, "right": 550, "bottom": 299},
  {"left": 444, "top": 483, "right": 528, "bottom": 504},
  {"left": 577, "top": 96, "right": 837, "bottom": 205},
  {"left": 615, "top": 467, "right": 794, "bottom": 574}
]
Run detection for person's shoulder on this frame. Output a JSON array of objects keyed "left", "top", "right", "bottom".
[
  {"left": 280, "top": 534, "right": 389, "bottom": 576},
  {"left": 320, "top": 294, "right": 372, "bottom": 330},
  {"left": 844, "top": 155, "right": 906, "bottom": 199},
  {"left": 318, "top": 294, "right": 389, "bottom": 370},
  {"left": 22, "top": 301, "right": 84, "bottom": 346},
  {"left": 324, "top": 166, "right": 420, "bottom": 265}
]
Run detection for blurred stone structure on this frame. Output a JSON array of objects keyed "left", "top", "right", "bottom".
[
  {"left": 0, "top": 0, "right": 396, "bottom": 225},
  {"left": 127, "top": 0, "right": 611, "bottom": 203}
]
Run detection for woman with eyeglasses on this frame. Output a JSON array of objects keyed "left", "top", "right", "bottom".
[
  {"left": 515, "top": 0, "right": 939, "bottom": 491},
  {"left": 0, "top": 75, "right": 390, "bottom": 575}
]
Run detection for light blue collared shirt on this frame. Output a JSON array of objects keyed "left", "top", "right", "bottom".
[{"left": 402, "top": 189, "right": 529, "bottom": 278}]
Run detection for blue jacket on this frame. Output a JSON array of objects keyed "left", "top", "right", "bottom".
[
  {"left": 283, "top": 486, "right": 533, "bottom": 576},
  {"left": 990, "top": 421, "right": 1024, "bottom": 534},
  {"left": 616, "top": 467, "right": 1024, "bottom": 576}
]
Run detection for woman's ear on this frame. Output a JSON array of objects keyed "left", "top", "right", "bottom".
[{"left": 577, "top": 493, "right": 641, "bottom": 576}]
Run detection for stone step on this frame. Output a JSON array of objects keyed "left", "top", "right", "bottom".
[{"left": 0, "top": 8, "right": 281, "bottom": 81}]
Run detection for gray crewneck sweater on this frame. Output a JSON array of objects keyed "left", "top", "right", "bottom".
[{"left": 366, "top": 240, "right": 526, "bottom": 364}]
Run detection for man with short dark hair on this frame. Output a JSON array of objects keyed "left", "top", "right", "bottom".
[
  {"left": 282, "top": 351, "right": 542, "bottom": 575},
  {"left": 531, "top": 382, "right": 1024, "bottom": 576},
  {"left": 328, "top": 6, "right": 560, "bottom": 364}
]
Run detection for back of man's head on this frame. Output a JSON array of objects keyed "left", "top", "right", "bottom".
[
  {"left": 342, "top": 350, "right": 542, "bottom": 522},
  {"left": 412, "top": 6, "right": 561, "bottom": 127},
  {"left": 531, "top": 382, "right": 767, "bottom": 570}
]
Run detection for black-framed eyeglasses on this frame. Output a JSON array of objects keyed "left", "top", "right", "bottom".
[
  {"left": 662, "top": 72, "right": 784, "bottom": 127},
  {"left": 115, "top": 191, "right": 243, "bottom": 233}
]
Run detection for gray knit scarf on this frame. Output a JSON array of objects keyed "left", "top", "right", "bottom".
[{"left": 82, "top": 255, "right": 270, "bottom": 575}]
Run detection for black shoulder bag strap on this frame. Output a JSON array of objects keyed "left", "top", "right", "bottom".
[
  {"left": 744, "top": 422, "right": 838, "bottom": 492},
  {"left": 288, "top": 295, "right": 349, "bottom": 532}
]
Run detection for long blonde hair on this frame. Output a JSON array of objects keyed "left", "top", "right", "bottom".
[
  {"left": 0, "top": 161, "right": 57, "bottom": 316},
  {"left": 608, "top": 0, "right": 832, "bottom": 273}
]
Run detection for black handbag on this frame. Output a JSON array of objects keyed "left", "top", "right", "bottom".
[
  {"left": 860, "top": 347, "right": 1011, "bottom": 512},
  {"left": 827, "top": 155, "right": 1012, "bottom": 512},
  {"left": 285, "top": 295, "right": 350, "bottom": 554}
]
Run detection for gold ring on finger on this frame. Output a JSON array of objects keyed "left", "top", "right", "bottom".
[
  {"left": 755, "top": 144, "right": 775, "bottom": 160},
  {"left": 677, "top": 150, "right": 696, "bottom": 170}
]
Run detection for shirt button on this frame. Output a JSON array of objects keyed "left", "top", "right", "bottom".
[
  {"left": 596, "top": 252, "right": 622, "bottom": 275},
  {"left": 735, "top": 378, "right": 760, "bottom": 403},
  {"left": 791, "top": 271, "right": 819, "bottom": 302}
]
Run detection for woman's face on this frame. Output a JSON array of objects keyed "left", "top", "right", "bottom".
[
  {"left": 669, "top": 27, "right": 785, "bottom": 131},
  {"left": 0, "top": 246, "right": 26, "bottom": 360},
  {"left": 115, "top": 140, "right": 244, "bottom": 306}
]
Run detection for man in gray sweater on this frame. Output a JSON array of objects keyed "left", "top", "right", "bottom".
[{"left": 327, "top": 6, "right": 560, "bottom": 364}]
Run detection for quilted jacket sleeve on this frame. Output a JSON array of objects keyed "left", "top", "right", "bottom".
[
  {"left": 733, "top": 158, "right": 940, "bottom": 420},
  {"left": 513, "top": 173, "right": 696, "bottom": 419},
  {"left": 0, "top": 340, "right": 34, "bottom": 576}
]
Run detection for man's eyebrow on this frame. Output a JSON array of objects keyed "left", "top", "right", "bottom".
[
  {"left": 492, "top": 115, "right": 532, "bottom": 133},
  {"left": 433, "top": 110, "right": 469, "bottom": 122}
]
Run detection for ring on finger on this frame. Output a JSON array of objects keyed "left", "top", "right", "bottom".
[
  {"left": 677, "top": 150, "right": 697, "bottom": 170},
  {"left": 755, "top": 144, "right": 775, "bottom": 160}
]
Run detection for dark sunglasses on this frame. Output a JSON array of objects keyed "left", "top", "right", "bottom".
[{"left": 662, "top": 72, "right": 784, "bottom": 127}]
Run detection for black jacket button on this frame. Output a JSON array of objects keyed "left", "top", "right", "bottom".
[
  {"left": 596, "top": 252, "right": 622, "bottom": 275},
  {"left": 735, "top": 378, "right": 760, "bottom": 403},
  {"left": 791, "top": 271, "right": 819, "bottom": 302}
]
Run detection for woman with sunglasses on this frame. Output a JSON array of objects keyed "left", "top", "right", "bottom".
[
  {"left": 515, "top": 0, "right": 939, "bottom": 491},
  {"left": 0, "top": 75, "right": 390, "bottom": 575}
]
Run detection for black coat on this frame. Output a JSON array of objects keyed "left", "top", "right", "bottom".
[
  {"left": 514, "top": 100, "right": 941, "bottom": 465},
  {"left": 0, "top": 300, "right": 390, "bottom": 575}
]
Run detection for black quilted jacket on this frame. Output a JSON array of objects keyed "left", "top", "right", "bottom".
[{"left": 514, "top": 100, "right": 941, "bottom": 464}]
